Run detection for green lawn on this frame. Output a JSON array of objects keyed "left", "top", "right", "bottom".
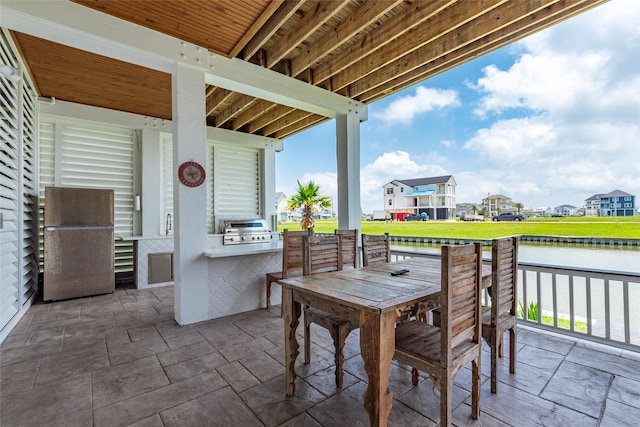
[{"left": 278, "top": 217, "right": 640, "bottom": 239}]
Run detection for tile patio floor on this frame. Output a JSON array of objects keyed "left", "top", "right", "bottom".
[{"left": 1, "top": 284, "right": 640, "bottom": 426}]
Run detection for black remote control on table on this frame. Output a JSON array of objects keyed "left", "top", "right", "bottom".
[{"left": 390, "top": 268, "right": 410, "bottom": 276}]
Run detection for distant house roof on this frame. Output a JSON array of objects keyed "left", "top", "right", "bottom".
[
  {"left": 585, "top": 194, "right": 603, "bottom": 201},
  {"left": 601, "top": 189, "right": 634, "bottom": 198},
  {"left": 483, "top": 194, "right": 511, "bottom": 200},
  {"left": 392, "top": 175, "right": 455, "bottom": 187},
  {"left": 555, "top": 204, "right": 577, "bottom": 209}
]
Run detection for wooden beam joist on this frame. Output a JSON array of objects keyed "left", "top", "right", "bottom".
[
  {"left": 289, "top": 0, "right": 402, "bottom": 78},
  {"left": 265, "top": 0, "right": 350, "bottom": 69},
  {"left": 229, "top": 0, "right": 283, "bottom": 58}
]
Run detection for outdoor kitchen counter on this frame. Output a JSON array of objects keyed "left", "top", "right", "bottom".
[
  {"left": 203, "top": 239, "right": 283, "bottom": 318},
  {"left": 203, "top": 240, "right": 283, "bottom": 258}
]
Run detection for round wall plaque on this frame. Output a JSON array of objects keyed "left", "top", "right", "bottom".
[{"left": 178, "top": 161, "right": 206, "bottom": 187}]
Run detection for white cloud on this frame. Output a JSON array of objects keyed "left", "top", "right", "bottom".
[
  {"left": 441, "top": 139, "right": 456, "bottom": 149},
  {"left": 372, "top": 86, "right": 460, "bottom": 125}
]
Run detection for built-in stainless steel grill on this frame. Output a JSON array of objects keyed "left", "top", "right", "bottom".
[{"left": 222, "top": 219, "right": 273, "bottom": 245}]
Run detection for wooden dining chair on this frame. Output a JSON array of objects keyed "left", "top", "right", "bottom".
[
  {"left": 302, "top": 233, "right": 359, "bottom": 388},
  {"left": 394, "top": 243, "right": 483, "bottom": 426},
  {"left": 264, "top": 228, "right": 312, "bottom": 311},
  {"left": 361, "top": 232, "right": 390, "bottom": 266},
  {"left": 482, "top": 236, "right": 519, "bottom": 393},
  {"left": 335, "top": 229, "right": 358, "bottom": 269}
]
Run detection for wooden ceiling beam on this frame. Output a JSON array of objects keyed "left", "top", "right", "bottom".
[
  {"left": 289, "top": 0, "right": 402, "bottom": 78},
  {"left": 214, "top": 94, "right": 255, "bottom": 126},
  {"left": 232, "top": 99, "right": 277, "bottom": 130},
  {"left": 265, "top": 0, "right": 350, "bottom": 69},
  {"left": 246, "top": 105, "right": 295, "bottom": 134},
  {"left": 330, "top": 0, "right": 512, "bottom": 92},
  {"left": 229, "top": 0, "right": 283, "bottom": 58},
  {"left": 261, "top": 109, "right": 313, "bottom": 137},
  {"left": 242, "top": 0, "right": 304, "bottom": 60},
  {"left": 357, "top": 0, "right": 607, "bottom": 104},
  {"left": 274, "top": 115, "right": 327, "bottom": 139},
  {"left": 205, "top": 87, "right": 234, "bottom": 116},
  {"left": 310, "top": 0, "right": 458, "bottom": 85}
]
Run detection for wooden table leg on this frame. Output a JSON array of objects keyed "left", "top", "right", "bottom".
[
  {"left": 283, "top": 287, "right": 300, "bottom": 396},
  {"left": 360, "top": 310, "right": 395, "bottom": 427}
]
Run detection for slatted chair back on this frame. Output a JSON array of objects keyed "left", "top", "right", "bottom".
[
  {"left": 393, "top": 243, "right": 483, "bottom": 425},
  {"left": 482, "top": 236, "right": 519, "bottom": 393},
  {"left": 303, "top": 233, "right": 343, "bottom": 275},
  {"left": 335, "top": 229, "right": 358, "bottom": 269},
  {"left": 361, "top": 233, "right": 390, "bottom": 266},
  {"left": 440, "top": 243, "right": 483, "bottom": 359},
  {"left": 281, "top": 228, "right": 313, "bottom": 279},
  {"left": 490, "top": 236, "right": 519, "bottom": 325}
]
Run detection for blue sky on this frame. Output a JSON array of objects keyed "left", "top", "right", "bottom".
[{"left": 276, "top": 0, "right": 640, "bottom": 214}]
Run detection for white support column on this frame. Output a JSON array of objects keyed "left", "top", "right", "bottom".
[
  {"left": 336, "top": 113, "right": 362, "bottom": 232},
  {"left": 172, "top": 63, "right": 209, "bottom": 325}
]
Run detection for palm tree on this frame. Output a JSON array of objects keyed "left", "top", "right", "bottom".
[
  {"left": 515, "top": 203, "right": 523, "bottom": 214},
  {"left": 288, "top": 180, "right": 332, "bottom": 230}
]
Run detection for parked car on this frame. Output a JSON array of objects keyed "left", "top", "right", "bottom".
[
  {"left": 405, "top": 213, "right": 427, "bottom": 221},
  {"left": 492, "top": 212, "right": 525, "bottom": 222}
]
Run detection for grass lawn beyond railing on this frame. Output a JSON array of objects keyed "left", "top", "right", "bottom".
[{"left": 277, "top": 217, "right": 640, "bottom": 239}]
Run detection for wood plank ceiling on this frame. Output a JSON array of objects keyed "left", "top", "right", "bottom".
[{"left": 12, "top": 0, "right": 607, "bottom": 139}]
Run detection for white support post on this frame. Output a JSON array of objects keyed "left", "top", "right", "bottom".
[
  {"left": 336, "top": 113, "right": 362, "bottom": 232},
  {"left": 172, "top": 63, "right": 209, "bottom": 325}
]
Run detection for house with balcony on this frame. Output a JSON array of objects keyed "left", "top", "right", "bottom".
[
  {"left": 554, "top": 204, "right": 579, "bottom": 216},
  {"left": 383, "top": 175, "right": 456, "bottom": 220},
  {"left": 481, "top": 194, "right": 516, "bottom": 217},
  {"left": 586, "top": 190, "right": 636, "bottom": 217}
]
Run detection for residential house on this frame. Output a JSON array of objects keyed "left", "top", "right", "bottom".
[
  {"left": 383, "top": 176, "right": 456, "bottom": 220},
  {"left": 275, "top": 192, "right": 288, "bottom": 223},
  {"left": 455, "top": 202, "right": 479, "bottom": 217},
  {"left": 593, "top": 190, "right": 636, "bottom": 217},
  {"left": 534, "top": 206, "right": 553, "bottom": 216},
  {"left": 585, "top": 194, "right": 602, "bottom": 216},
  {"left": 554, "top": 204, "right": 579, "bottom": 216},
  {"left": 481, "top": 194, "right": 515, "bottom": 217}
]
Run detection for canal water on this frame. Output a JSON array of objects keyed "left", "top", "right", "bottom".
[{"left": 392, "top": 241, "right": 639, "bottom": 274}]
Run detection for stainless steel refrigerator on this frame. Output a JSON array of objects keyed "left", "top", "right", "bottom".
[{"left": 44, "top": 187, "right": 115, "bottom": 301}]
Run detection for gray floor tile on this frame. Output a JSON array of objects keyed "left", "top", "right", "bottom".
[
  {"left": 0, "top": 373, "right": 93, "bottom": 427},
  {"left": 600, "top": 399, "right": 640, "bottom": 426},
  {"left": 606, "top": 375, "right": 640, "bottom": 408},
  {"left": 92, "top": 355, "right": 170, "bottom": 408},
  {"left": 217, "top": 361, "right": 261, "bottom": 393},
  {"left": 107, "top": 336, "right": 169, "bottom": 366},
  {"left": 3, "top": 287, "right": 639, "bottom": 427},
  {"left": 35, "top": 340, "right": 109, "bottom": 386},
  {"left": 164, "top": 351, "right": 227, "bottom": 382},
  {"left": 541, "top": 360, "right": 611, "bottom": 417},
  {"left": 94, "top": 381, "right": 191, "bottom": 427},
  {"left": 161, "top": 386, "right": 263, "bottom": 427},
  {"left": 157, "top": 340, "right": 216, "bottom": 367}
]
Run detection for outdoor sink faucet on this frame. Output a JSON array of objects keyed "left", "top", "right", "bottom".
[{"left": 165, "top": 213, "right": 172, "bottom": 235}]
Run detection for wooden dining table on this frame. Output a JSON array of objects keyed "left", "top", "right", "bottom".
[{"left": 279, "top": 256, "right": 492, "bottom": 427}]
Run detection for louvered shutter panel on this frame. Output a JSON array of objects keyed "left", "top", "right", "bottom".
[
  {"left": 215, "top": 145, "right": 261, "bottom": 216},
  {"left": 1, "top": 30, "right": 28, "bottom": 330},
  {"left": 39, "top": 118, "right": 135, "bottom": 272}
]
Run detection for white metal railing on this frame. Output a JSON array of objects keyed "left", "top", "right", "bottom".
[{"left": 391, "top": 249, "right": 640, "bottom": 351}]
